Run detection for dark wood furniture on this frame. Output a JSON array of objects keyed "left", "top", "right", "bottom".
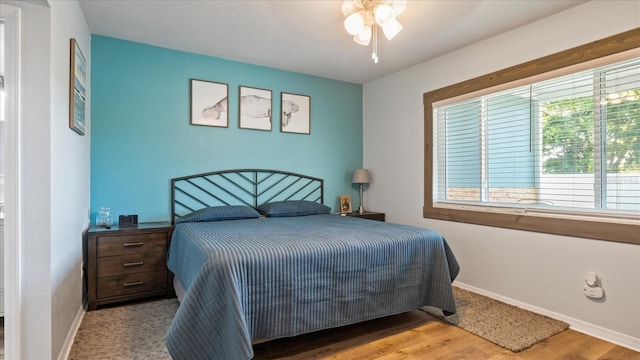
[
  {"left": 347, "top": 211, "right": 385, "bottom": 222},
  {"left": 84, "top": 222, "right": 174, "bottom": 310}
]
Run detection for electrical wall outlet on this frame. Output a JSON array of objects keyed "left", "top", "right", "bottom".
[
  {"left": 583, "top": 272, "right": 604, "bottom": 299},
  {"left": 583, "top": 285, "right": 604, "bottom": 299}
]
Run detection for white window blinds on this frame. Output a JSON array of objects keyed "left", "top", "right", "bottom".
[{"left": 433, "top": 57, "right": 640, "bottom": 217}]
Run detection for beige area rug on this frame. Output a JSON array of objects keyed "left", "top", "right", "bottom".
[
  {"left": 69, "top": 287, "right": 569, "bottom": 358},
  {"left": 421, "top": 286, "right": 569, "bottom": 352},
  {"left": 69, "top": 299, "right": 178, "bottom": 360}
]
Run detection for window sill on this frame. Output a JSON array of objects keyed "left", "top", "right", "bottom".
[{"left": 424, "top": 203, "right": 639, "bottom": 245}]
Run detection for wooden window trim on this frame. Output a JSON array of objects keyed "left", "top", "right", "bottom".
[{"left": 423, "top": 28, "right": 640, "bottom": 245}]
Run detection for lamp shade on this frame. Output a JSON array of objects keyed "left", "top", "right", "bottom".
[
  {"left": 353, "top": 25, "right": 372, "bottom": 46},
  {"left": 374, "top": 5, "right": 395, "bottom": 26},
  {"left": 344, "top": 11, "right": 366, "bottom": 35},
  {"left": 389, "top": 0, "right": 407, "bottom": 16},
  {"left": 352, "top": 169, "right": 370, "bottom": 184},
  {"left": 382, "top": 18, "right": 403, "bottom": 40}
]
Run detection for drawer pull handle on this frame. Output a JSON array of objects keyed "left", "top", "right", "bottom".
[
  {"left": 124, "top": 281, "right": 144, "bottom": 287},
  {"left": 123, "top": 242, "right": 144, "bottom": 247},
  {"left": 123, "top": 261, "right": 144, "bottom": 267}
]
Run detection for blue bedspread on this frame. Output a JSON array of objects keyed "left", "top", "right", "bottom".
[{"left": 165, "top": 214, "right": 459, "bottom": 360}]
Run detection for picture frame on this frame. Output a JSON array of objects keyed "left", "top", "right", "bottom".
[
  {"left": 281, "top": 92, "right": 311, "bottom": 134},
  {"left": 340, "top": 194, "right": 352, "bottom": 214},
  {"left": 69, "top": 38, "right": 86, "bottom": 136},
  {"left": 190, "top": 79, "right": 229, "bottom": 127},
  {"left": 239, "top": 86, "right": 272, "bottom": 131}
]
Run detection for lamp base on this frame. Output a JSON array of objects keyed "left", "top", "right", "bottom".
[{"left": 358, "top": 184, "right": 365, "bottom": 214}]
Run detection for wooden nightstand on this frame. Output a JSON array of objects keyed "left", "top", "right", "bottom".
[
  {"left": 84, "top": 222, "right": 174, "bottom": 310},
  {"left": 347, "top": 211, "right": 385, "bottom": 222}
]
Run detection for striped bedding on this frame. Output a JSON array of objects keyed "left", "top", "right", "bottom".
[{"left": 165, "top": 214, "right": 459, "bottom": 360}]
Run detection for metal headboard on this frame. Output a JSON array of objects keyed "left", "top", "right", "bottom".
[{"left": 171, "top": 169, "right": 324, "bottom": 224}]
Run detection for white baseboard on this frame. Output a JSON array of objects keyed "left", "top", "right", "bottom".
[
  {"left": 57, "top": 306, "right": 85, "bottom": 360},
  {"left": 453, "top": 281, "right": 640, "bottom": 352}
]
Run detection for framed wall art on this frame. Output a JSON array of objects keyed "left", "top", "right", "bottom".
[
  {"left": 239, "top": 86, "right": 272, "bottom": 131},
  {"left": 190, "top": 79, "right": 229, "bottom": 127},
  {"left": 340, "top": 194, "right": 352, "bottom": 214},
  {"left": 69, "top": 38, "right": 87, "bottom": 135},
  {"left": 281, "top": 92, "right": 310, "bottom": 134}
]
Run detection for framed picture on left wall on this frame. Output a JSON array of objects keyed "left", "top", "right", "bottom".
[
  {"left": 190, "top": 79, "right": 229, "bottom": 127},
  {"left": 69, "top": 38, "right": 86, "bottom": 135}
]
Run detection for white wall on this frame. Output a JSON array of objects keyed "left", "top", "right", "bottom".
[
  {"left": 49, "top": 0, "right": 91, "bottom": 357},
  {"left": 364, "top": 0, "right": 640, "bottom": 349},
  {"left": 3, "top": 0, "right": 90, "bottom": 358}
]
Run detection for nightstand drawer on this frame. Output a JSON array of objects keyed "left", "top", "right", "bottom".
[
  {"left": 84, "top": 222, "right": 174, "bottom": 310},
  {"left": 97, "top": 270, "right": 167, "bottom": 299},
  {"left": 97, "top": 252, "right": 166, "bottom": 277},
  {"left": 97, "top": 233, "right": 167, "bottom": 257}
]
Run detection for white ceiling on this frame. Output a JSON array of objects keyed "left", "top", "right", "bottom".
[{"left": 79, "top": 0, "right": 587, "bottom": 84}]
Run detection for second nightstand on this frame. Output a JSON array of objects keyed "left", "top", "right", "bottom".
[
  {"left": 347, "top": 211, "right": 385, "bottom": 222},
  {"left": 84, "top": 222, "right": 174, "bottom": 310}
]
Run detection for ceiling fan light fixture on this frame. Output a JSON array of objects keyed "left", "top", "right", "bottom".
[
  {"left": 344, "top": 11, "right": 366, "bottom": 35},
  {"left": 388, "top": 0, "right": 407, "bottom": 16},
  {"left": 354, "top": 25, "right": 372, "bottom": 46},
  {"left": 381, "top": 18, "right": 402, "bottom": 40},
  {"left": 374, "top": 5, "right": 395, "bottom": 26},
  {"left": 341, "top": 0, "right": 406, "bottom": 63}
]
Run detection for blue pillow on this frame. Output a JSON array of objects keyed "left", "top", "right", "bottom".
[
  {"left": 176, "top": 205, "right": 260, "bottom": 224},
  {"left": 257, "top": 200, "right": 331, "bottom": 217}
]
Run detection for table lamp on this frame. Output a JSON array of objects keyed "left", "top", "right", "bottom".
[{"left": 352, "top": 169, "right": 370, "bottom": 214}]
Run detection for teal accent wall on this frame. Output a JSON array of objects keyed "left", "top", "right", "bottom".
[{"left": 90, "top": 36, "right": 363, "bottom": 222}]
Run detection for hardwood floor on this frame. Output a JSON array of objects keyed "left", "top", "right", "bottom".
[{"left": 253, "top": 310, "right": 639, "bottom": 360}]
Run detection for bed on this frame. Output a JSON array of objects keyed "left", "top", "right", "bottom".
[{"left": 165, "top": 169, "right": 459, "bottom": 360}]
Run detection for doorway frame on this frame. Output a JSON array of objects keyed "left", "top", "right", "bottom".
[{"left": 1, "top": 4, "right": 22, "bottom": 360}]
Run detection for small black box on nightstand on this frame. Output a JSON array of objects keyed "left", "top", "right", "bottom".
[{"left": 118, "top": 214, "right": 138, "bottom": 227}]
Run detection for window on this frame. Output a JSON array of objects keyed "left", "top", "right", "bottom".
[{"left": 424, "top": 29, "right": 640, "bottom": 244}]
